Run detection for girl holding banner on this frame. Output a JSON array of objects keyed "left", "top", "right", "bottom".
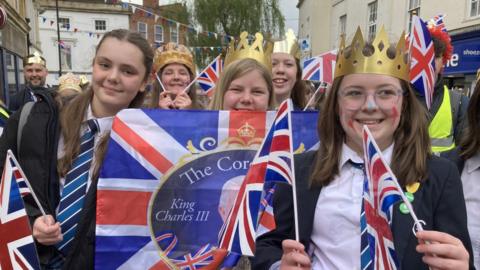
[
  {"left": 0, "top": 29, "right": 153, "bottom": 269},
  {"left": 149, "top": 43, "right": 201, "bottom": 109},
  {"left": 252, "top": 27, "right": 473, "bottom": 270}
]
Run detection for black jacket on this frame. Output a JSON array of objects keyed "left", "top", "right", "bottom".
[
  {"left": 0, "top": 91, "right": 96, "bottom": 269},
  {"left": 8, "top": 86, "right": 51, "bottom": 112},
  {"left": 252, "top": 151, "right": 475, "bottom": 270}
]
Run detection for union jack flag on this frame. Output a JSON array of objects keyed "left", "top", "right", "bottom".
[
  {"left": 409, "top": 15, "right": 436, "bottom": 109},
  {"left": 218, "top": 99, "right": 295, "bottom": 256},
  {"left": 302, "top": 50, "right": 337, "bottom": 84},
  {"left": 197, "top": 55, "right": 223, "bottom": 97},
  {"left": 430, "top": 14, "right": 447, "bottom": 32},
  {"left": 0, "top": 151, "right": 41, "bottom": 270},
  {"left": 362, "top": 126, "right": 403, "bottom": 270},
  {"left": 95, "top": 109, "right": 318, "bottom": 269}
]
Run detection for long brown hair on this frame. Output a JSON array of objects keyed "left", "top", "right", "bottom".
[
  {"left": 209, "top": 58, "right": 274, "bottom": 110},
  {"left": 460, "top": 82, "right": 480, "bottom": 159},
  {"left": 310, "top": 76, "right": 431, "bottom": 187},
  {"left": 289, "top": 58, "right": 308, "bottom": 109},
  {"left": 57, "top": 29, "right": 153, "bottom": 179}
]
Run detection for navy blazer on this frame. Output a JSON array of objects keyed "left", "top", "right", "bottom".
[{"left": 252, "top": 151, "right": 475, "bottom": 270}]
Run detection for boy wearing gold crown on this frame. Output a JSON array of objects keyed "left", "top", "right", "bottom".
[
  {"left": 252, "top": 27, "right": 473, "bottom": 270},
  {"left": 8, "top": 52, "right": 49, "bottom": 111}
]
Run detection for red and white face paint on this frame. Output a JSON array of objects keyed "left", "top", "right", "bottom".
[{"left": 337, "top": 74, "right": 403, "bottom": 154}]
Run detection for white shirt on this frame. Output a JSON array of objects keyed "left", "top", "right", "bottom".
[
  {"left": 309, "top": 143, "right": 393, "bottom": 270},
  {"left": 461, "top": 152, "right": 480, "bottom": 270},
  {"left": 57, "top": 105, "right": 113, "bottom": 201}
]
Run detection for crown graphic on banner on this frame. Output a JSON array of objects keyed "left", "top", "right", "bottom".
[
  {"left": 273, "top": 29, "right": 300, "bottom": 59},
  {"left": 334, "top": 26, "right": 409, "bottom": 81},
  {"left": 237, "top": 122, "right": 256, "bottom": 138},
  {"left": 224, "top": 31, "right": 273, "bottom": 70}
]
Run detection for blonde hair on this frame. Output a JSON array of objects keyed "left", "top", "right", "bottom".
[{"left": 209, "top": 58, "right": 274, "bottom": 110}]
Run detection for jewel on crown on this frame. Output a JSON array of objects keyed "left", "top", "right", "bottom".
[
  {"left": 224, "top": 31, "right": 273, "bottom": 70},
  {"left": 237, "top": 122, "right": 256, "bottom": 138},
  {"left": 334, "top": 26, "right": 409, "bottom": 81}
]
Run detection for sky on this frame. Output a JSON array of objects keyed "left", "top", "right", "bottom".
[{"left": 123, "top": 0, "right": 299, "bottom": 35}]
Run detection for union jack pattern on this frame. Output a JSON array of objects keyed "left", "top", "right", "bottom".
[
  {"left": 362, "top": 126, "right": 403, "bottom": 270},
  {"left": 409, "top": 15, "right": 436, "bottom": 109},
  {"left": 431, "top": 14, "right": 446, "bottom": 32},
  {"left": 218, "top": 100, "right": 294, "bottom": 256},
  {"left": 302, "top": 50, "right": 337, "bottom": 84},
  {"left": 0, "top": 151, "right": 40, "bottom": 270},
  {"left": 197, "top": 55, "right": 223, "bottom": 97},
  {"left": 95, "top": 109, "right": 318, "bottom": 269}
]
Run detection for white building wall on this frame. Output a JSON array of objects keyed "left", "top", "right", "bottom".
[
  {"left": 299, "top": 0, "right": 480, "bottom": 56},
  {"left": 38, "top": 10, "right": 129, "bottom": 85}
]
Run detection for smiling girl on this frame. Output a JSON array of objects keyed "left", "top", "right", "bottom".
[{"left": 0, "top": 29, "right": 153, "bottom": 269}]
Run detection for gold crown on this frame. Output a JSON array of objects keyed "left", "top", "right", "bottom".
[
  {"left": 237, "top": 122, "right": 256, "bottom": 138},
  {"left": 224, "top": 32, "right": 273, "bottom": 70},
  {"left": 153, "top": 42, "right": 195, "bottom": 75},
  {"left": 58, "top": 72, "right": 88, "bottom": 93},
  {"left": 334, "top": 26, "right": 409, "bottom": 81},
  {"left": 24, "top": 51, "right": 46, "bottom": 66},
  {"left": 273, "top": 29, "right": 300, "bottom": 59}
]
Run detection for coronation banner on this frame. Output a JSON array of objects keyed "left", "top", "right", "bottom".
[{"left": 95, "top": 109, "right": 318, "bottom": 269}]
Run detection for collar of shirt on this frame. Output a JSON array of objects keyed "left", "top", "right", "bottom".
[
  {"left": 86, "top": 104, "right": 114, "bottom": 135},
  {"left": 466, "top": 151, "right": 480, "bottom": 174},
  {"left": 339, "top": 143, "right": 395, "bottom": 170}
]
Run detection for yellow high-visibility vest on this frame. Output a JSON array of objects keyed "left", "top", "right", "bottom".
[{"left": 429, "top": 86, "right": 455, "bottom": 153}]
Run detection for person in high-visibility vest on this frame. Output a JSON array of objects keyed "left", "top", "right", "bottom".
[
  {"left": 425, "top": 21, "right": 469, "bottom": 154},
  {"left": 0, "top": 100, "right": 10, "bottom": 136}
]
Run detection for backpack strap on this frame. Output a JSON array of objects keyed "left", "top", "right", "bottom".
[{"left": 17, "top": 101, "right": 34, "bottom": 156}]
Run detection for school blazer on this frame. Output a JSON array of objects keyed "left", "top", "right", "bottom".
[{"left": 252, "top": 151, "right": 475, "bottom": 270}]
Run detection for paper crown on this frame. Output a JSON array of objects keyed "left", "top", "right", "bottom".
[
  {"left": 153, "top": 43, "right": 195, "bottom": 75},
  {"left": 224, "top": 32, "right": 273, "bottom": 70},
  {"left": 23, "top": 51, "right": 46, "bottom": 66},
  {"left": 58, "top": 72, "right": 88, "bottom": 93},
  {"left": 334, "top": 26, "right": 409, "bottom": 82},
  {"left": 273, "top": 29, "right": 300, "bottom": 59}
]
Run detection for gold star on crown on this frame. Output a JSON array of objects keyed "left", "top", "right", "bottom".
[
  {"left": 237, "top": 122, "right": 256, "bottom": 138},
  {"left": 273, "top": 29, "right": 300, "bottom": 59},
  {"left": 24, "top": 51, "right": 46, "bottom": 66},
  {"left": 224, "top": 31, "right": 273, "bottom": 70},
  {"left": 334, "top": 26, "right": 409, "bottom": 81}
]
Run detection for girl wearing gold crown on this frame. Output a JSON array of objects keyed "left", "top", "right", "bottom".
[
  {"left": 272, "top": 29, "right": 308, "bottom": 109},
  {"left": 0, "top": 29, "right": 153, "bottom": 269},
  {"left": 149, "top": 43, "right": 200, "bottom": 110},
  {"left": 210, "top": 32, "right": 274, "bottom": 111},
  {"left": 252, "top": 27, "right": 473, "bottom": 270}
]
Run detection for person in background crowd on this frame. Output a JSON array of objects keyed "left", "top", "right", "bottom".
[
  {"left": 271, "top": 29, "right": 308, "bottom": 109},
  {"left": 8, "top": 52, "right": 50, "bottom": 111},
  {"left": 209, "top": 58, "right": 274, "bottom": 111},
  {"left": 148, "top": 42, "right": 200, "bottom": 109},
  {"left": 57, "top": 72, "right": 89, "bottom": 100},
  {"left": 253, "top": 27, "right": 473, "bottom": 270},
  {"left": 0, "top": 29, "right": 153, "bottom": 269},
  {"left": 422, "top": 21, "right": 469, "bottom": 154}
]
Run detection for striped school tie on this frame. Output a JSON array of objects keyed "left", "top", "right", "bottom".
[
  {"left": 349, "top": 160, "right": 373, "bottom": 270},
  {"left": 56, "top": 119, "right": 99, "bottom": 255}
]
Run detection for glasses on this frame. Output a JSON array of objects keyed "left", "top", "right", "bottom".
[{"left": 338, "top": 88, "right": 404, "bottom": 110}]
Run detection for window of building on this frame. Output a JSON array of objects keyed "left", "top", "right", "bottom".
[
  {"left": 367, "top": 1, "right": 377, "bottom": 41},
  {"left": 138, "top": 22, "right": 147, "bottom": 39},
  {"left": 471, "top": 0, "right": 480, "bottom": 17},
  {"left": 408, "top": 0, "right": 421, "bottom": 31},
  {"left": 58, "top": 17, "right": 70, "bottom": 29},
  {"left": 339, "top": 15, "right": 347, "bottom": 37},
  {"left": 59, "top": 42, "right": 72, "bottom": 71},
  {"left": 95, "top": 20, "right": 107, "bottom": 31},
  {"left": 155, "top": 25, "right": 164, "bottom": 43},
  {"left": 170, "top": 25, "right": 178, "bottom": 43}
]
